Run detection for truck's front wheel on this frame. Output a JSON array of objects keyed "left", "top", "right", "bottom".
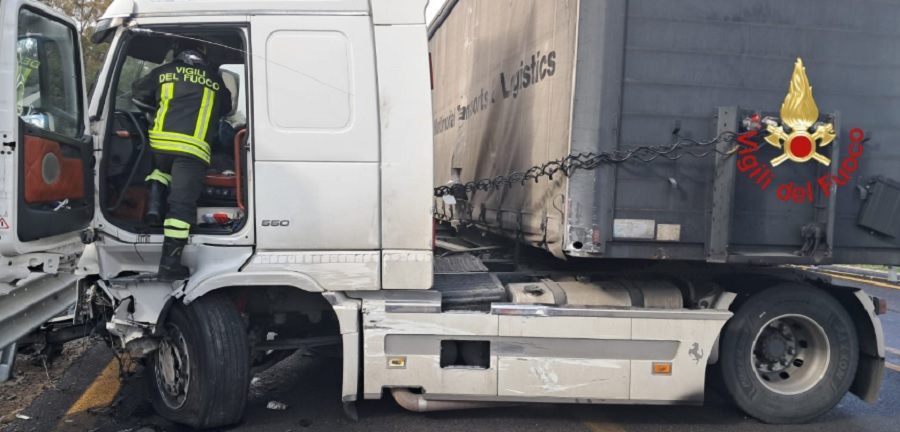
[
  {"left": 719, "top": 285, "right": 858, "bottom": 424},
  {"left": 148, "top": 293, "right": 250, "bottom": 429}
]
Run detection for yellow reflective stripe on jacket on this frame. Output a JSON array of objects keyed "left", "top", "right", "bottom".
[
  {"left": 201, "top": 90, "right": 215, "bottom": 139},
  {"left": 144, "top": 169, "right": 173, "bottom": 186},
  {"left": 164, "top": 218, "right": 191, "bottom": 239},
  {"left": 154, "top": 83, "right": 175, "bottom": 132},
  {"left": 149, "top": 130, "right": 211, "bottom": 152},
  {"left": 193, "top": 87, "right": 215, "bottom": 140}
]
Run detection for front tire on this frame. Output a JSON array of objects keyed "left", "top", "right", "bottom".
[
  {"left": 719, "top": 285, "right": 858, "bottom": 424},
  {"left": 149, "top": 293, "right": 250, "bottom": 429}
]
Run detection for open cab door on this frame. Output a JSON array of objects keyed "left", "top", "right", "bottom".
[{"left": 0, "top": 0, "right": 94, "bottom": 283}]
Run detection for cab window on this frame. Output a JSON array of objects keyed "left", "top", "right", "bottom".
[
  {"left": 115, "top": 56, "right": 161, "bottom": 111},
  {"left": 16, "top": 8, "right": 83, "bottom": 138}
]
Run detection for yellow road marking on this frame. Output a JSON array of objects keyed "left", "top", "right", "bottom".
[
  {"left": 887, "top": 346, "right": 900, "bottom": 357},
  {"left": 887, "top": 362, "right": 900, "bottom": 373},
  {"left": 65, "top": 359, "right": 122, "bottom": 415},
  {"left": 583, "top": 420, "right": 627, "bottom": 432},
  {"left": 569, "top": 406, "right": 626, "bottom": 432},
  {"left": 812, "top": 270, "right": 900, "bottom": 291},
  {"left": 821, "top": 267, "right": 897, "bottom": 281}
]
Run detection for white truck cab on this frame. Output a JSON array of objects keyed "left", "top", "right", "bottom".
[
  {"left": 2, "top": 0, "right": 434, "bottom": 427},
  {"left": 3, "top": 0, "right": 435, "bottom": 288}
]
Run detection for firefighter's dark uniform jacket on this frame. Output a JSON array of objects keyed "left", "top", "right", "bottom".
[
  {"left": 133, "top": 60, "right": 231, "bottom": 243},
  {"left": 133, "top": 60, "right": 231, "bottom": 164}
]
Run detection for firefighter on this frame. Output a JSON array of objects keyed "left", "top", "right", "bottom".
[{"left": 133, "top": 39, "right": 231, "bottom": 282}]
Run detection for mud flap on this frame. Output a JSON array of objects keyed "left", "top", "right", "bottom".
[{"left": 852, "top": 355, "right": 885, "bottom": 403}]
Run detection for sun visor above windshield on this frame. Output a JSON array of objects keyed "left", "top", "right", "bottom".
[{"left": 90, "top": 0, "right": 134, "bottom": 43}]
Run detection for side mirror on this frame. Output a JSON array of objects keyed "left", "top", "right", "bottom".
[
  {"left": 219, "top": 68, "right": 240, "bottom": 117},
  {"left": 16, "top": 36, "right": 42, "bottom": 116},
  {"left": 21, "top": 112, "right": 53, "bottom": 130}
]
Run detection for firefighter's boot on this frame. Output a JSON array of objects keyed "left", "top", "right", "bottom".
[
  {"left": 145, "top": 181, "right": 167, "bottom": 226},
  {"left": 158, "top": 237, "right": 191, "bottom": 282}
]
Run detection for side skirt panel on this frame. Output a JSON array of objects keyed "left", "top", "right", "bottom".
[{"left": 362, "top": 298, "right": 731, "bottom": 403}]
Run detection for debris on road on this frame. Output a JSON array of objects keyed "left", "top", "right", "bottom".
[
  {"left": 0, "top": 338, "right": 98, "bottom": 426},
  {"left": 15, "top": 413, "right": 31, "bottom": 420},
  {"left": 88, "top": 397, "right": 121, "bottom": 415},
  {"left": 267, "top": 400, "right": 288, "bottom": 410}
]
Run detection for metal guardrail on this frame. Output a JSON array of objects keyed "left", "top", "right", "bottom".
[{"left": 0, "top": 273, "right": 78, "bottom": 382}]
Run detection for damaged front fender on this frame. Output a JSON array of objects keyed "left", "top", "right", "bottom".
[{"left": 96, "top": 279, "right": 174, "bottom": 355}]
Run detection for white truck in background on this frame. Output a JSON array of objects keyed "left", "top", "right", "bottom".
[{"left": 0, "top": 0, "right": 889, "bottom": 429}]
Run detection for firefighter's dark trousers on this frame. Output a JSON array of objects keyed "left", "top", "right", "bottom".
[{"left": 146, "top": 152, "right": 206, "bottom": 239}]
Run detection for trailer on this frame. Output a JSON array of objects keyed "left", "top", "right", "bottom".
[
  {"left": 0, "top": 0, "right": 889, "bottom": 428},
  {"left": 426, "top": 0, "right": 894, "bottom": 423},
  {"left": 430, "top": 0, "right": 900, "bottom": 266}
]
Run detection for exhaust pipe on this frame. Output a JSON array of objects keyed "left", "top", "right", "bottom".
[{"left": 390, "top": 388, "right": 514, "bottom": 412}]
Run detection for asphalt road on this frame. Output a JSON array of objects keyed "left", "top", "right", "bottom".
[{"left": 3, "top": 276, "right": 900, "bottom": 432}]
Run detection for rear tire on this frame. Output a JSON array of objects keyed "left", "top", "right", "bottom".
[
  {"left": 719, "top": 285, "right": 857, "bottom": 424},
  {"left": 148, "top": 292, "right": 250, "bottom": 429}
]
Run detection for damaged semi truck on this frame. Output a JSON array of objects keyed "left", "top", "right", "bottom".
[{"left": 0, "top": 0, "right": 893, "bottom": 428}]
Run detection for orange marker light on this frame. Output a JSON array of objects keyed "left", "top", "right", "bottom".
[
  {"left": 388, "top": 357, "right": 407, "bottom": 369},
  {"left": 652, "top": 363, "right": 672, "bottom": 375}
]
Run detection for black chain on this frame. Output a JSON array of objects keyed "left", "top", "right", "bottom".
[{"left": 434, "top": 132, "right": 745, "bottom": 198}]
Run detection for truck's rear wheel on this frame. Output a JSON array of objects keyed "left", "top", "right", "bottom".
[
  {"left": 148, "top": 293, "right": 250, "bottom": 429},
  {"left": 720, "top": 285, "right": 857, "bottom": 424}
]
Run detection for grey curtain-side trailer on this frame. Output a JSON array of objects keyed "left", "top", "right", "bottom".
[{"left": 430, "top": 0, "right": 900, "bottom": 266}]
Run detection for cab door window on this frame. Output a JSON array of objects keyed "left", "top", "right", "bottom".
[{"left": 16, "top": 8, "right": 83, "bottom": 138}]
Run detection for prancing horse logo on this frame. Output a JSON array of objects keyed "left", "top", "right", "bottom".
[{"left": 689, "top": 343, "right": 704, "bottom": 364}]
